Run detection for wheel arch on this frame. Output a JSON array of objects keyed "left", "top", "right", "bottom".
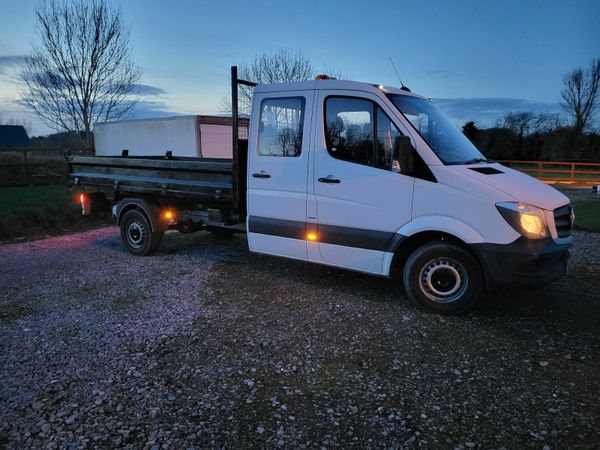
[
  {"left": 387, "top": 230, "right": 487, "bottom": 287},
  {"left": 116, "top": 198, "right": 167, "bottom": 232}
]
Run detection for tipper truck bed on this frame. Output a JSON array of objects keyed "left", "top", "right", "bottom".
[{"left": 68, "top": 155, "right": 235, "bottom": 203}]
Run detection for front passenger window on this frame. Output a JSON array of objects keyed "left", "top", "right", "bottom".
[
  {"left": 325, "top": 98, "right": 373, "bottom": 165},
  {"left": 325, "top": 96, "right": 404, "bottom": 171}
]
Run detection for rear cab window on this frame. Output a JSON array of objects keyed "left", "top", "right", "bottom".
[{"left": 258, "top": 97, "right": 305, "bottom": 157}]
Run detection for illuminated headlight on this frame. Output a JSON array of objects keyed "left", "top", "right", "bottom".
[{"left": 496, "top": 202, "right": 550, "bottom": 239}]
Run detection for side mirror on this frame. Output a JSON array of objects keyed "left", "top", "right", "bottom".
[{"left": 395, "top": 136, "right": 415, "bottom": 175}]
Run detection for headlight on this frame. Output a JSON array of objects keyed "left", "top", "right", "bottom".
[{"left": 496, "top": 202, "right": 550, "bottom": 239}]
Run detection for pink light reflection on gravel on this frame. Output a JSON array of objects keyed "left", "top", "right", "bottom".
[{"left": 1, "top": 227, "right": 119, "bottom": 254}]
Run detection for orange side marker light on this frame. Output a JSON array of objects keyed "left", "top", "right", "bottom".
[{"left": 306, "top": 232, "right": 318, "bottom": 241}]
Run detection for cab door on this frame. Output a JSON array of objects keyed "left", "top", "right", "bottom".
[
  {"left": 247, "top": 92, "right": 313, "bottom": 260},
  {"left": 310, "top": 92, "right": 415, "bottom": 274}
]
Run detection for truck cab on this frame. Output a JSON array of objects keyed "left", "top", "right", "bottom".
[{"left": 245, "top": 77, "right": 572, "bottom": 313}]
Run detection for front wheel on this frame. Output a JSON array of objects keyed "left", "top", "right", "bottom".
[
  {"left": 120, "top": 209, "right": 164, "bottom": 256},
  {"left": 403, "top": 241, "right": 483, "bottom": 314}
]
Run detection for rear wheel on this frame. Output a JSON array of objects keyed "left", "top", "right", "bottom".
[
  {"left": 120, "top": 209, "right": 163, "bottom": 256},
  {"left": 403, "top": 241, "right": 483, "bottom": 314}
]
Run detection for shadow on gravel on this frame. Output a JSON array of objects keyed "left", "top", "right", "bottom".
[
  {"left": 0, "top": 301, "right": 36, "bottom": 324},
  {"left": 86, "top": 229, "right": 125, "bottom": 252},
  {"left": 157, "top": 236, "right": 600, "bottom": 448},
  {"left": 129, "top": 230, "right": 600, "bottom": 321}
]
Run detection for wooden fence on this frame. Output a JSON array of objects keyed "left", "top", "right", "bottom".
[
  {"left": 0, "top": 147, "right": 92, "bottom": 186},
  {"left": 498, "top": 160, "right": 600, "bottom": 185},
  {"left": 1, "top": 149, "right": 598, "bottom": 187}
]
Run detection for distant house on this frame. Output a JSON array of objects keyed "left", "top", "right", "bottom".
[{"left": 0, "top": 125, "right": 31, "bottom": 148}]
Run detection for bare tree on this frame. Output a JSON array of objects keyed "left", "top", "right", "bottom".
[
  {"left": 503, "top": 111, "right": 535, "bottom": 137},
  {"left": 19, "top": 0, "right": 141, "bottom": 147},
  {"left": 224, "top": 49, "right": 347, "bottom": 115},
  {"left": 501, "top": 112, "right": 562, "bottom": 136},
  {"left": 560, "top": 58, "right": 600, "bottom": 133},
  {"left": 238, "top": 49, "right": 313, "bottom": 112},
  {"left": 502, "top": 111, "right": 536, "bottom": 157},
  {"left": 532, "top": 112, "right": 562, "bottom": 134},
  {"left": 222, "top": 49, "right": 313, "bottom": 115}
]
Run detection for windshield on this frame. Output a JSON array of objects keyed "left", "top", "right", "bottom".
[{"left": 388, "top": 94, "right": 488, "bottom": 165}]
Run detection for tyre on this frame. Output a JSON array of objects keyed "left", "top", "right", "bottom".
[
  {"left": 403, "top": 241, "right": 483, "bottom": 314},
  {"left": 120, "top": 209, "right": 164, "bottom": 256}
]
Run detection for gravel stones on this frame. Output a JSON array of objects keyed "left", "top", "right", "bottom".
[{"left": 0, "top": 227, "right": 599, "bottom": 448}]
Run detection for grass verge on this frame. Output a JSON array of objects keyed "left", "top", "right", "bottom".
[
  {"left": 572, "top": 200, "right": 600, "bottom": 233},
  {"left": 0, "top": 185, "right": 598, "bottom": 242},
  {"left": 0, "top": 185, "right": 111, "bottom": 242}
]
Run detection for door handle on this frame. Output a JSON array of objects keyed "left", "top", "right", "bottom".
[
  {"left": 318, "top": 176, "right": 340, "bottom": 184},
  {"left": 252, "top": 171, "right": 271, "bottom": 179}
]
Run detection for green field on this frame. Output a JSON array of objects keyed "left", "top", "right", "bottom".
[
  {"left": 0, "top": 185, "right": 598, "bottom": 242},
  {"left": 572, "top": 200, "right": 600, "bottom": 233},
  {"left": 0, "top": 185, "right": 100, "bottom": 240}
]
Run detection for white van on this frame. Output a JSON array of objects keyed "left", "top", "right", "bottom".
[
  {"left": 244, "top": 77, "right": 573, "bottom": 313},
  {"left": 70, "top": 68, "right": 574, "bottom": 314}
]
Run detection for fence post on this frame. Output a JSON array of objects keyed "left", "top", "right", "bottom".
[
  {"left": 571, "top": 163, "right": 575, "bottom": 182},
  {"left": 23, "top": 149, "right": 29, "bottom": 185}
]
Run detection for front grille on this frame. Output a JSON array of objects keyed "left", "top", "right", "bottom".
[{"left": 554, "top": 204, "right": 572, "bottom": 238}]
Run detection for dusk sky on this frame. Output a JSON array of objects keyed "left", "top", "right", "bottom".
[{"left": 0, "top": 0, "right": 599, "bottom": 136}]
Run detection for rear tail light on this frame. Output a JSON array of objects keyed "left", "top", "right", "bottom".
[
  {"left": 79, "top": 193, "right": 91, "bottom": 216},
  {"left": 162, "top": 209, "right": 177, "bottom": 224}
]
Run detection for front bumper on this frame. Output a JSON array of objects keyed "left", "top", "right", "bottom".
[{"left": 472, "top": 237, "right": 571, "bottom": 289}]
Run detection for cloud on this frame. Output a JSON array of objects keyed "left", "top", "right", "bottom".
[
  {"left": 432, "top": 97, "right": 563, "bottom": 127},
  {"left": 127, "top": 85, "right": 176, "bottom": 118},
  {"left": 0, "top": 55, "right": 28, "bottom": 74},
  {"left": 0, "top": 53, "right": 175, "bottom": 134},
  {"left": 134, "top": 84, "right": 167, "bottom": 96},
  {"left": 129, "top": 100, "right": 180, "bottom": 119},
  {"left": 0, "top": 55, "right": 28, "bottom": 65}
]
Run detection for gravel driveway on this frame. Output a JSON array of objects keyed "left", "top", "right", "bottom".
[{"left": 1, "top": 227, "right": 599, "bottom": 449}]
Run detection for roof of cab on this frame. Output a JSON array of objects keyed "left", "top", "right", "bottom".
[{"left": 253, "top": 79, "right": 425, "bottom": 99}]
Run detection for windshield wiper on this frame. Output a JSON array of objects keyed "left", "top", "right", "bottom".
[{"left": 462, "top": 158, "right": 494, "bottom": 165}]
